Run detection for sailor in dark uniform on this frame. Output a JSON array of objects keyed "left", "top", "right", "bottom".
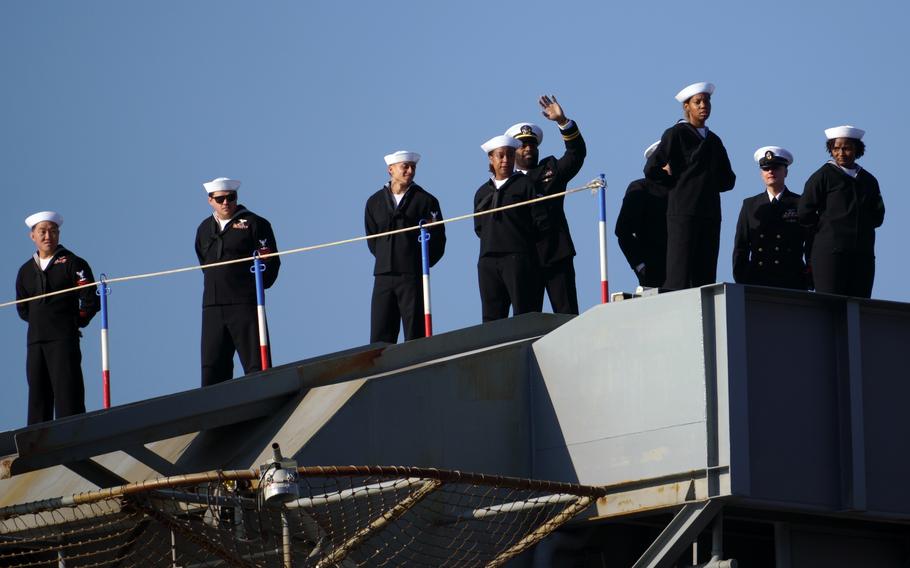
[
  {"left": 365, "top": 150, "right": 446, "bottom": 343},
  {"left": 798, "top": 126, "right": 884, "bottom": 298},
  {"left": 505, "top": 95, "right": 586, "bottom": 314},
  {"left": 616, "top": 141, "right": 670, "bottom": 288},
  {"left": 645, "top": 82, "right": 736, "bottom": 290},
  {"left": 474, "top": 135, "right": 546, "bottom": 321},
  {"left": 16, "top": 211, "right": 99, "bottom": 424},
  {"left": 195, "top": 177, "right": 280, "bottom": 387},
  {"left": 732, "top": 147, "right": 810, "bottom": 290}
]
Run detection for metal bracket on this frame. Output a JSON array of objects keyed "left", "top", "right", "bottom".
[
  {"left": 632, "top": 500, "right": 723, "bottom": 568},
  {"left": 64, "top": 459, "right": 129, "bottom": 489}
]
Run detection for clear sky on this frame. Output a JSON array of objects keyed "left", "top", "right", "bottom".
[{"left": 1, "top": 1, "right": 907, "bottom": 431}]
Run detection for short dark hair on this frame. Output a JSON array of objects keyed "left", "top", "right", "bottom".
[{"left": 826, "top": 138, "right": 866, "bottom": 158}]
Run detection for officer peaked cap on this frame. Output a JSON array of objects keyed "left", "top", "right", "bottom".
[
  {"left": 505, "top": 122, "right": 543, "bottom": 145},
  {"left": 754, "top": 146, "right": 793, "bottom": 167}
]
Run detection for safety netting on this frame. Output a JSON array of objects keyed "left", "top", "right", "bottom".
[{"left": 0, "top": 465, "right": 605, "bottom": 567}]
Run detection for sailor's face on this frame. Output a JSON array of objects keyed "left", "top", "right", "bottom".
[
  {"left": 208, "top": 191, "right": 238, "bottom": 220},
  {"left": 30, "top": 221, "right": 59, "bottom": 257},
  {"left": 760, "top": 164, "right": 787, "bottom": 189},
  {"left": 488, "top": 147, "right": 516, "bottom": 180},
  {"left": 831, "top": 138, "right": 857, "bottom": 168},
  {"left": 515, "top": 140, "right": 539, "bottom": 170},
  {"left": 684, "top": 93, "right": 711, "bottom": 123},
  {"left": 388, "top": 161, "right": 416, "bottom": 187}
]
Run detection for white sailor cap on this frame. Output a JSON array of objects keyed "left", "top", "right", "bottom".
[
  {"left": 824, "top": 125, "right": 865, "bottom": 141},
  {"left": 675, "top": 82, "right": 715, "bottom": 103},
  {"left": 203, "top": 177, "right": 241, "bottom": 194},
  {"left": 644, "top": 140, "right": 661, "bottom": 160},
  {"left": 481, "top": 135, "right": 521, "bottom": 154},
  {"left": 384, "top": 150, "right": 421, "bottom": 166},
  {"left": 505, "top": 122, "right": 543, "bottom": 145},
  {"left": 754, "top": 146, "right": 793, "bottom": 167},
  {"left": 25, "top": 211, "right": 63, "bottom": 229}
]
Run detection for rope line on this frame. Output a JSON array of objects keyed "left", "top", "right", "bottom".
[{"left": 1, "top": 178, "right": 605, "bottom": 309}]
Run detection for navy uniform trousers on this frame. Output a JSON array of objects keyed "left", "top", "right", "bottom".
[
  {"left": 538, "top": 258, "right": 578, "bottom": 314},
  {"left": 26, "top": 339, "right": 85, "bottom": 424},
  {"left": 665, "top": 215, "right": 722, "bottom": 289},
  {"left": 812, "top": 252, "right": 875, "bottom": 298},
  {"left": 478, "top": 253, "right": 542, "bottom": 322},
  {"left": 201, "top": 304, "right": 270, "bottom": 387},
  {"left": 370, "top": 273, "right": 425, "bottom": 343}
]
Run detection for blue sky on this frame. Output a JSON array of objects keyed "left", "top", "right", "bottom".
[{"left": 1, "top": 1, "right": 907, "bottom": 430}]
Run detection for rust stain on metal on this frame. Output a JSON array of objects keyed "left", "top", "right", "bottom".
[
  {"left": 591, "top": 479, "right": 696, "bottom": 521},
  {"left": 299, "top": 347, "right": 385, "bottom": 385}
]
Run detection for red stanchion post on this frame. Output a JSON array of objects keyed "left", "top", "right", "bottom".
[
  {"left": 597, "top": 174, "right": 609, "bottom": 303},
  {"left": 418, "top": 220, "right": 433, "bottom": 337},
  {"left": 251, "top": 252, "right": 271, "bottom": 370}
]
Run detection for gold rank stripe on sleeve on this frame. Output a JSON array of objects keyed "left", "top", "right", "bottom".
[{"left": 562, "top": 130, "right": 581, "bottom": 141}]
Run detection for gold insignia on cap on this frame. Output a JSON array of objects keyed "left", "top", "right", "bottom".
[
  {"left": 520, "top": 125, "right": 532, "bottom": 135},
  {"left": 765, "top": 150, "right": 774, "bottom": 160}
]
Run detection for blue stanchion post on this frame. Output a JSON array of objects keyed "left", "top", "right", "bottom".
[
  {"left": 418, "top": 220, "right": 432, "bottom": 337},
  {"left": 251, "top": 252, "right": 270, "bottom": 370},
  {"left": 97, "top": 274, "right": 111, "bottom": 408},
  {"left": 598, "top": 173, "right": 609, "bottom": 303}
]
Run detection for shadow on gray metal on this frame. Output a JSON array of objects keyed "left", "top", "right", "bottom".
[
  {"left": 1, "top": 313, "right": 573, "bottom": 486},
  {"left": 632, "top": 500, "right": 723, "bottom": 568}
]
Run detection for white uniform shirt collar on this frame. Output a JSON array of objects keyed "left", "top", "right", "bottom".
[
  {"left": 34, "top": 254, "right": 53, "bottom": 270},
  {"left": 491, "top": 172, "right": 517, "bottom": 189},
  {"left": 386, "top": 182, "right": 412, "bottom": 206},
  {"left": 682, "top": 119, "right": 709, "bottom": 138},
  {"left": 767, "top": 188, "right": 786, "bottom": 202},
  {"left": 33, "top": 247, "right": 60, "bottom": 270},
  {"left": 828, "top": 160, "right": 862, "bottom": 178},
  {"left": 214, "top": 208, "right": 245, "bottom": 231}
]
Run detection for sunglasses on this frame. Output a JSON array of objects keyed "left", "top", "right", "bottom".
[{"left": 211, "top": 192, "right": 238, "bottom": 204}]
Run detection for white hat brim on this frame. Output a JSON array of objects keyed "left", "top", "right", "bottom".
[
  {"left": 824, "top": 125, "right": 865, "bottom": 140},
  {"left": 675, "top": 82, "right": 715, "bottom": 103},
  {"left": 482, "top": 135, "right": 521, "bottom": 153},
  {"left": 203, "top": 177, "right": 241, "bottom": 194},
  {"left": 25, "top": 211, "right": 63, "bottom": 229},
  {"left": 384, "top": 151, "right": 421, "bottom": 166}
]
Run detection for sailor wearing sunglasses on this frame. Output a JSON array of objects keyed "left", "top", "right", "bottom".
[{"left": 195, "top": 177, "right": 281, "bottom": 387}]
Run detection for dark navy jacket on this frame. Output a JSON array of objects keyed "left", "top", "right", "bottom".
[
  {"left": 16, "top": 246, "right": 99, "bottom": 344},
  {"left": 195, "top": 206, "right": 280, "bottom": 306}
]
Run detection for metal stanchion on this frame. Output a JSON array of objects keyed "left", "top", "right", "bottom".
[
  {"left": 97, "top": 274, "right": 112, "bottom": 408},
  {"left": 597, "top": 173, "right": 609, "bottom": 303},
  {"left": 251, "top": 252, "right": 270, "bottom": 370},
  {"left": 418, "top": 220, "right": 433, "bottom": 337}
]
